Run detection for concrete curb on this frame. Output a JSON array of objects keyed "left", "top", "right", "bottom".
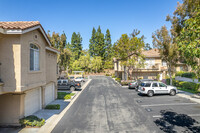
[
  {"left": 37, "top": 79, "right": 92, "bottom": 133},
  {"left": 177, "top": 93, "right": 200, "bottom": 104}
]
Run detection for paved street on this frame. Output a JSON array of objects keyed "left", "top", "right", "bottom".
[{"left": 52, "top": 76, "right": 200, "bottom": 133}]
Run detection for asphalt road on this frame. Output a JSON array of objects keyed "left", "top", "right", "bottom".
[{"left": 52, "top": 76, "right": 200, "bottom": 133}]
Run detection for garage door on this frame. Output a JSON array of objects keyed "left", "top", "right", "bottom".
[
  {"left": 45, "top": 83, "right": 55, "bottom": 105},
  {"left": 24, "top": 87, "right": 41, "bottom": 116}
]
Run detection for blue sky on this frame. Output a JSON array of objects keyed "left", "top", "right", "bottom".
[{"left": 0, "top": 0, "right": 180, "bottom": 49}]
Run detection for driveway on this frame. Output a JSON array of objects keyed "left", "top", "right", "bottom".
[{"left": 52, "top": 76, "right": 200, "bottom": 133}]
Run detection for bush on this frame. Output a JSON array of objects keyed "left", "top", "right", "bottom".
[
  {"left": 175, "top": 71, "right": 185, "bottom": 76},
  {"left": 111, "top": 75, "right": 115, "bottom": 78},
  {"left": 19, "top": 115, "right": 45, "bottom": 127},
  {"left": 182, "top": 72, "right": 196, "bottom": 79},
  {"left": 115, "top": 78, "right": 121, "bottom": 83},
  {"left": 121, "top": 81, "right": 129, "bottom": 86},
  {"left": 64, "top": 94, "right": 71, "bottom": 100},
  {"left": 175, "top": 71, "right": 196, "bottom": 79},
  {"left": 45, "top": 104, "right": 60, "bottom": 110},
  {"left": 105, "top": 73, "right": 110, "bottom": 76},
  {"left": 57, "top": 92, "right": 67, "bottom": 99}
]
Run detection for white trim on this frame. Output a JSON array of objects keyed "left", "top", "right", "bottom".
[
  {"left": 1, "top": 25, "right": 52, "bottom": 47},
  {"left": 46, "top": 46, "right": 60, "bottom": 54}
]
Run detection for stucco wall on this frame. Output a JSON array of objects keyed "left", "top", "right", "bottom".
[
  {"left": 20, "top": 29, "right": 47, "bottom": 92},
  {"left": 45, "top": 50, "right": 57, "bottom": 84},
  {"left": 0, "top": 34, "right": 20, "bottom": 93},
  {"left": 0, "top": 94, "right": 24, "bottom": 125}
]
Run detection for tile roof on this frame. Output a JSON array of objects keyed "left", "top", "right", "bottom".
[
  {"left": 142, "top": 48, "right": 160, "bottom": 58},
  {"left": 0, "top": 21, "right": 40, "bottom": 30}
]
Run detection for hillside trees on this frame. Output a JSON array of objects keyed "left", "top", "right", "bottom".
[{"left": 47, "top": 31, "right": 71, "bottom": 73}]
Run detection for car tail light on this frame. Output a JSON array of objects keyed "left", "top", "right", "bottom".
[
  {"left": 77, "top": 83, "right": 80, "bottom": 86},
  {"left": 142, "top": 88, "right": 145, "bottom": 91}
]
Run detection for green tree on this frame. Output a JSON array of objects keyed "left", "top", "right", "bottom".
[
  {"left": 114, "top": 30, "right": 145, "bottom": 80},
  {"left": 70, "top": 32, "right": 83, "bottom": 60},
  {"left": 177, "top": 9, "right": 200, "bottom": 78},
  {"left": 152, "top": 26, "right": 179, "bottom": 85},
  {"left": 144, "top": 43, "right": 152, "bottom": 50},
  {"left": 91, "top": 56, "right": 102, "bottom": 73},
  {"left": 104, "top": 29, "right": 112, "bottom": 60},
  {"left": 166, "top": 0, "right": 200, "bottom": 38},
  {"left": 89, "top": 28, "right": 96, "bottom": 57}
]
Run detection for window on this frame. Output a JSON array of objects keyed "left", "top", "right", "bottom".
[
  {"left": 162, "top": 60, "right": 167, "bottom": 66},
  {"left": 152, "top": 83, "right": 158, "bottom": 87},
  {"left": 141, "top": 83, "right": 151, "bottom": 87},
  {"left": 159, "top": 83, "right": 166, "bottom": 87},
  {"left": 30, "top": 44, "right": 40, "bottom": 71}
]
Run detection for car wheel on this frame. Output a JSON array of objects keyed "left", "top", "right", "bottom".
[
  {"left": 170, "top": 90, "right": 176, "bottom": 96},
  {"left": 147, "top": 90, "right": 154, "bottom": 97},
  {"left": 70, "top": 86, "right": 75, "bottom": 92}
]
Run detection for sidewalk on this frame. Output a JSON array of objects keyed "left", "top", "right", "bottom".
[
  {"left": 18, "top": 79, "right": 92, "bottom": 133},
  {"left": 177, "top": 90, "right": 200, "bottom": 104}
]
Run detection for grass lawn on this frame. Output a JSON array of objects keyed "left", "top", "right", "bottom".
[{"left": 177, "top": 87, "right": 200, "bottom": 94}]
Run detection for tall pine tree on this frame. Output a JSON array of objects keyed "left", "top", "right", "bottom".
[
  {"left": 89, "top": 27, "right": 96, "bottom": 57},
  {"left": 104, "top": 29, "right": 112, "bottom": 60},
  {"left": 70, "top": 32, "right": 83, "bottom": 60}
]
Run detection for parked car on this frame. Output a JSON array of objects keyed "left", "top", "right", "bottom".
[
  {"left": 128, "top": 81, "right": 138, "bottom": 89},
  {"left": 135, "top": 79, "right": 154, "bottom": 91},
  {"left": 138, "top": 81, "right": 177, "bottom": 97},
  {"left": 74, "top": 77, "right": 85, "bottom": 82},
  {"left": 57, "top": 79, "right": 81, "bottom": 91},
  {"left": 69, "top": 76, "right": 75, "bottom": 81}
]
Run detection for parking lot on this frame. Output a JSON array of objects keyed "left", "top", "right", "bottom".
[{"left": 125, "top": 87, "right": 200, "bottom": 132}]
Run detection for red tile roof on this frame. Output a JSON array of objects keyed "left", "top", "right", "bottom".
[
  {"left": 0, "top": 21, "right": 40, "bottom": 30},
  {"left": 142, "top": 48, "right": 160, "bottom": 58}
]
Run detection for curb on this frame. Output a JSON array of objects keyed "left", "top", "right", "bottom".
[
  {"left": 37, "top": 79, "right": 92, "bottom": 133},
  {"left": 177, "top": 93, "right": 200, "bottom": 104}
]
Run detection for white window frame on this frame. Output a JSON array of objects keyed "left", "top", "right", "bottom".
[{"left": 30, "top": 44, "right": 40, "bottom": 71}]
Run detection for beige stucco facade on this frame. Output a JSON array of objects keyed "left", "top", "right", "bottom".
[
  {"left": 0, "top": 26, "right": 59, "bottom": 125},
  {"left": 114, "top": 49, "right": 188, "bottom": 80}
]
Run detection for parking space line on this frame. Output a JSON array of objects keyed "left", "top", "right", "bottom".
[
  {"left": 153, "top": 114, "right": 200, "bottom": 118},
  {"left": 141, "top": 102, "right": 198, "bottom": 107}
]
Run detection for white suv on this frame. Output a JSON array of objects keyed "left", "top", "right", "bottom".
[{"left": 138, "top": 81, "right": 177, "bottom": 97}]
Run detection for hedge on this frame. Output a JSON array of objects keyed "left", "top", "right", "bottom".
[
  {"left": 121, "top": 81, "right": 129, "bottom": 86},
  {"left": 19, "top": 115, "right": 45, "bottom": 127},
  {"left": 175, "top": 71, "right": 196, "bottom": 79},
  {"left": 166, "top": 78, "right": 200, "bottom": 91},
  {"left": 45, "top": 104, "right": 60, "bottom": 110}
]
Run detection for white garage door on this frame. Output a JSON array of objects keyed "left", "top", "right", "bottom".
[
  {"left": 24, "top": 87, "right": 41, "bottom": 116},
  {"left": 45, "top": 83, "right": 55, "bottom": 105}
]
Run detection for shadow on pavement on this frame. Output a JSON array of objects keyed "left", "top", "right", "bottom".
[{"left": 154, "top": 110, "right": 200, "bottom": 133}]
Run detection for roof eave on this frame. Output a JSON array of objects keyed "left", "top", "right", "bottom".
[{"left": 0, "top": 25, "right": 52, "bottom": 47}]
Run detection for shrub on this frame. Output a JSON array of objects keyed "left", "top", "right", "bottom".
[
  {"left": 182, "top": 72, "right": 196, "bottom": 79},
  {"left": 64, "top": 94, "right": 71, "bottom": 100},
  {"left": 19, "top": 115, "right": 45, "bottom": 127},
  {"left": 70, "top": 93, "right": 75, "bottom": 96},
  {"left": 45, "top": 104, "right": 60, "bottom": 110},
  {"left": 121, "top": 81, "right": 129, "bottom": 86},
  {"left": 175, "top": 71, "right": 185, "bottom": 76},
  {"left": 105, "top": 73, "right": 110, "bottom": 76},
  {"left": 111, "top": 75, "right": 116, "bottom": 78},
  {"left": 57, "top": 92, "right": 67, "bottom": 99},
  {"left": 175, "top": 71, "right": 196, "bottom": 79},
  {"left": 115, "top": 78, "right": 121, "bottom": 83}
]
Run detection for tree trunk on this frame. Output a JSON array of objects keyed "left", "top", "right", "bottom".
[{"left": 168, "top": 66, "right": 172, "bottom": 85}]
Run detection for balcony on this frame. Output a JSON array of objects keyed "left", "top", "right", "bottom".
[{"left": 132, "top": 63, "right": 160, "bottom": 71}]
